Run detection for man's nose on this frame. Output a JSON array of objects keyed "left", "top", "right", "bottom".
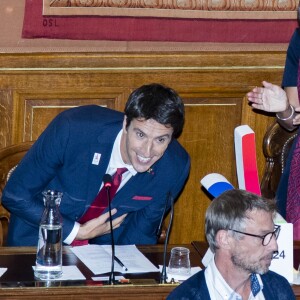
[
  {"left": 268, "top": 234, "right": 278, "bottom": 251},
  {"left": 143, "top": 140, "right": 153, "bottom": 156}
]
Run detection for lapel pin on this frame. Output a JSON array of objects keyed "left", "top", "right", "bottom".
[
  {"left": 147, "top": 168, "right": 154, "bottom": 174},
  {"left": 92, "top": 153, "right": 101, "bottom": 165}
]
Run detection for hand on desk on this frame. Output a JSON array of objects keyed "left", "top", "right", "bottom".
[{"left": 76, "top": 209, "right": 127, "bottom": 240}]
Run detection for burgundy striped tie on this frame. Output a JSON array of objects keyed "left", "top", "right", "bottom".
[{"left": 72, "top": 168, "right": 127, "bottom": 246}]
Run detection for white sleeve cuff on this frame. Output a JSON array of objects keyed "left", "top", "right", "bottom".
[{"left": 63, "top": 222, "right": 80, "bottom": 245}]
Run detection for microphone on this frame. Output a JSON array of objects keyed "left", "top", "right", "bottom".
[
  {"left": 103, "top": 174, "right": 115, "bottom": 285},
  {"left": 103, "top": 174, "right": 113, "bottom": 188},
  {"left": 200, "top": 173, "right": 234, "bottom": 198},
  {"left": 156, "top": 191, "right": 169, "bottom": 240},
  {"left": 160, "top": 192, "right": 174, "bottom": 284}
]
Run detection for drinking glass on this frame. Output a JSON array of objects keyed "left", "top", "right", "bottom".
[{"left": 168, "top": 247, "right": 191, "bottom": 275}]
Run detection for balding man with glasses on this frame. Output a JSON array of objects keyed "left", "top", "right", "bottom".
[{"left": 168, "top": 189, "right": 295, "bottom": 300}]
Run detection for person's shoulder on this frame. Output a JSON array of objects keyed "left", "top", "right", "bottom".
[
  {"left": 161, "top": 140, "right": 190, "bottom": 175},
  {"left": 55, "top": 105, "right": 123, "bottom": 124},
  {"left": 289, "top": 28, "right": 300, "bottom": 47},
  {"left": 167, "top": 139, "right": 190, "bottom": 161},
  {"left": 167, "top": 270, "right": 208, "bottom": 300},
  {"left": 61, "top": 105, "right": 122, "bottom": 117},
  {"left": 262, "top": 270, "right": 288, "bottom": 282},
  {"left": 261, "top": 271, "right": 295, "bottom": 296}
]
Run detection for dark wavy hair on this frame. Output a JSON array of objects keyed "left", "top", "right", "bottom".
[{"left": 124, "top": 83, "right": 185, "bottom": 139}]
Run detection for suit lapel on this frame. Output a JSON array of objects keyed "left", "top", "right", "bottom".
[{"left": 86, "top": 125, "right": 121, "bottom": 204}]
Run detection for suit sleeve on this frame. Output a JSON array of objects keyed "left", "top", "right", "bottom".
[{"left": 2, "top": 113, "right": 71, "bottom": 232}]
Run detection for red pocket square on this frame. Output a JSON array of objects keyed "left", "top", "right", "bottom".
[{"left": 132, "top": 196, "right": 152, "bottom": 201}]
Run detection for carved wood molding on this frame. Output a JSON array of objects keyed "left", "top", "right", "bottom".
[{"left": 44, "top": 0, "right": 297, "bottom": 18}]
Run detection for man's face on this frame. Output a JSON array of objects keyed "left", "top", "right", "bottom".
[
  {"left": 120, "top": 117, "right": 173, "bottom": 173},
  {"left": 229, "top": 209, "right": 278, "bottom": 275}
]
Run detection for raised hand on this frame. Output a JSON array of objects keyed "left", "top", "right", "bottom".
[{"left": 247, "top": 81, "right": 289, "bottom": 113}]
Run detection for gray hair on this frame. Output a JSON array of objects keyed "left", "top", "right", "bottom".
[{"left": 205, "top": 189, "right": 277, "bottom": 252}]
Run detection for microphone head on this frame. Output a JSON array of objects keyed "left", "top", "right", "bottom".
[
  {"left": 103, "top": 174, "right": 113, "bottom": 188},
  {"left": 201, "top": 173, "right": 234, "bottom": 198}
]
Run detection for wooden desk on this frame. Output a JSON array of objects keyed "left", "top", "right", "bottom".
[
  {"left": 192, "top": 241, "right": 300, "bottom": 300},
  {"left": 1, "top": 243, "right": 299, "bottom": 299},
  {"left": 0, "top": 244, "right": 200, "bottom": 299}
]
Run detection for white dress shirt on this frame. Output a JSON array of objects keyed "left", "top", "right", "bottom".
[{"left": 204, "top": 256, "right": 265, "bottom": 300}]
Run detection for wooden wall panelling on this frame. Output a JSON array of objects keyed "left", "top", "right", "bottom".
[
  {"left": 0, "top": 89, "right": 13, "bottom": 147},
  {"left": 12, "top": 88, "right": 127, "bottom": 142},
  {"left": 0, "top": 51, "right": 287, "bottom": 244},
  {"left": 173, "top": 94, "right": 242, "bottom": 243}
]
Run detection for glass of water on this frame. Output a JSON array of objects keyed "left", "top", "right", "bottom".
[{"left": 168, "top": 247, "right": 191, "bottom": 275}]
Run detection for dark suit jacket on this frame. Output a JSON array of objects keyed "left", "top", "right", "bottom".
[
  {"left": 2, "top": 105, "right": 190, "bottom": 246},
  {"left": 167, "top": 269, "right": 295, "bottom": 300}
]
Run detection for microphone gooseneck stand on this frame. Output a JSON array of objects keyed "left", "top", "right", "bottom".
[
  {"left": 160, "top": 192, "right": 174, "bottom": 284},
  {"left": 156, "top": 191, "right": 169, "bottom": 239},
  {"left": 103, "top": 174, "right": 115, "bottom": 285}
]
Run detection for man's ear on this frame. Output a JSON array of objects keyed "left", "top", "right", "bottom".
[
  {"left": 122, "top": 116, "right": 127, "bottom": 132},
  {"left": 216, "top": 229, "right": 231, "bottom": 250}
]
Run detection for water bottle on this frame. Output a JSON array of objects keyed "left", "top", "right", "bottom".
[{"left": 34, "top": 190, "right": 63, "bottom": 280}]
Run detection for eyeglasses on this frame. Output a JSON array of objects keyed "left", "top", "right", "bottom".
[{"left": 229, "top": 225, "right": 281, "bottom": 246}]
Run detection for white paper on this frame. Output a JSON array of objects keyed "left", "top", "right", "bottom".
[
  {"left": 71, "top": 244, "right": 159, "bottom": 275},
  {"left": 159, "top": 265, "right": 201, "bottom": 283},
  {"left": 270, "top": 222, "right": 294, "bottom": 283},
  {"left": 0, "top": 268, "right": 7, "bottom": 277},
  {"left": 59, "top": 266, "right": 86, "bottom": 280},
  {"left": 92, "top": 275, "right": 125, "bottom": 281}
]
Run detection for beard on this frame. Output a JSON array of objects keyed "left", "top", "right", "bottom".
[{"left": 231, "top": 252, "right": 273, "bottom": 275}]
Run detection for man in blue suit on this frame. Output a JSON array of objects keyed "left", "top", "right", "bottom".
[{"left": 2, "top": 83, "right": 190, "bottom": 246}]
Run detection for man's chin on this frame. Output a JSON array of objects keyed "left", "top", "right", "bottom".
[
  {"left": 132, "top": 164, "right": 152, "bottom": 173},
  {"left": 257, "top": 264, "right": 271, "bottom": 275}
]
